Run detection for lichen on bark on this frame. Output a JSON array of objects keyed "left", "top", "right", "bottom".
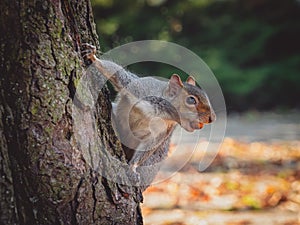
[{"left": 0, "top": 0, "right": 143, "bottom": 224}]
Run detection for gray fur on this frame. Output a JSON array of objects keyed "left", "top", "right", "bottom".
[{"left": 83, "top": 46, "right": 215, "bottom": 188}]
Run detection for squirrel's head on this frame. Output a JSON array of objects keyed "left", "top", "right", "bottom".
[{"left": 165, "top": 74, "right": 216, "bottom": 132}]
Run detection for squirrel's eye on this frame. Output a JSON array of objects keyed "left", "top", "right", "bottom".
[{"left": 186, "top": 96, "right": 197, "bottom": 105}]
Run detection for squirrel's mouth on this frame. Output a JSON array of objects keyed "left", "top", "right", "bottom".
[
  {"left": 190, "top": 122, "right": 204, "bottom": 130},
  {"left": 181, "top": 121, "right": 204, "bottom": 132}
]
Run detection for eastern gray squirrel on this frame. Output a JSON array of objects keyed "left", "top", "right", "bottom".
[{"left": 81, "top": 43, "right": 216, "bottom": 187}]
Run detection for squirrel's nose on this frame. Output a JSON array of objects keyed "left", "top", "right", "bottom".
[{"left": 208, "top": 112, "right": 216, "bottom": 123}]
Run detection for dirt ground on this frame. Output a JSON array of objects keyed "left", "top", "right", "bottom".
[{"left": 142, "top": 111, "right": 300, "bottom": 225}]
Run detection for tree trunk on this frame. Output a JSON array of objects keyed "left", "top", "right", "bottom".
[{"left": 0, "top": 0, "right": 143, "bottom": 224}]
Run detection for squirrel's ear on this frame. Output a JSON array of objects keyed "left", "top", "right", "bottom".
[
  {"left": 170, "top": 74, "right": 183, "bottom": 87},
  {"left": 186, "top": 76, "right": 196, "bottom": 86},
  {"left": 165, "top": 74, "right": 183, "bottom": 97}
]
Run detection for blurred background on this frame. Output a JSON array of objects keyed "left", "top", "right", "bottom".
[
  {"left": 91, "top": 0, "right": 300, "bottom": 112},
  {"left": 91, "top": 0, "right": 300, "bottom": 224}
]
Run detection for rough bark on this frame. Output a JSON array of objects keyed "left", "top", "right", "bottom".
[{"left": 0, "top": 0, "right": 143, "bottom": 224}]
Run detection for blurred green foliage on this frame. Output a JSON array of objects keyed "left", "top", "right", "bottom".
[{"left": 91, "top": 0, "right": 300, "bottom": 111}]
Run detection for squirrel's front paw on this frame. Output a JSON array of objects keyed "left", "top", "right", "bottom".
[{"left": 81, "top": 43, "right": 97, "bottom": 65}]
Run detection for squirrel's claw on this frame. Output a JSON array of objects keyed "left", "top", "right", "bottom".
[{"left": 81, "top": 43, "right": 97, "bottom": 65}]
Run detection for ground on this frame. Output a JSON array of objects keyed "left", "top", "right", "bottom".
[{"left": 142, "top": 111, "right": 300, "bottom": 225}]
